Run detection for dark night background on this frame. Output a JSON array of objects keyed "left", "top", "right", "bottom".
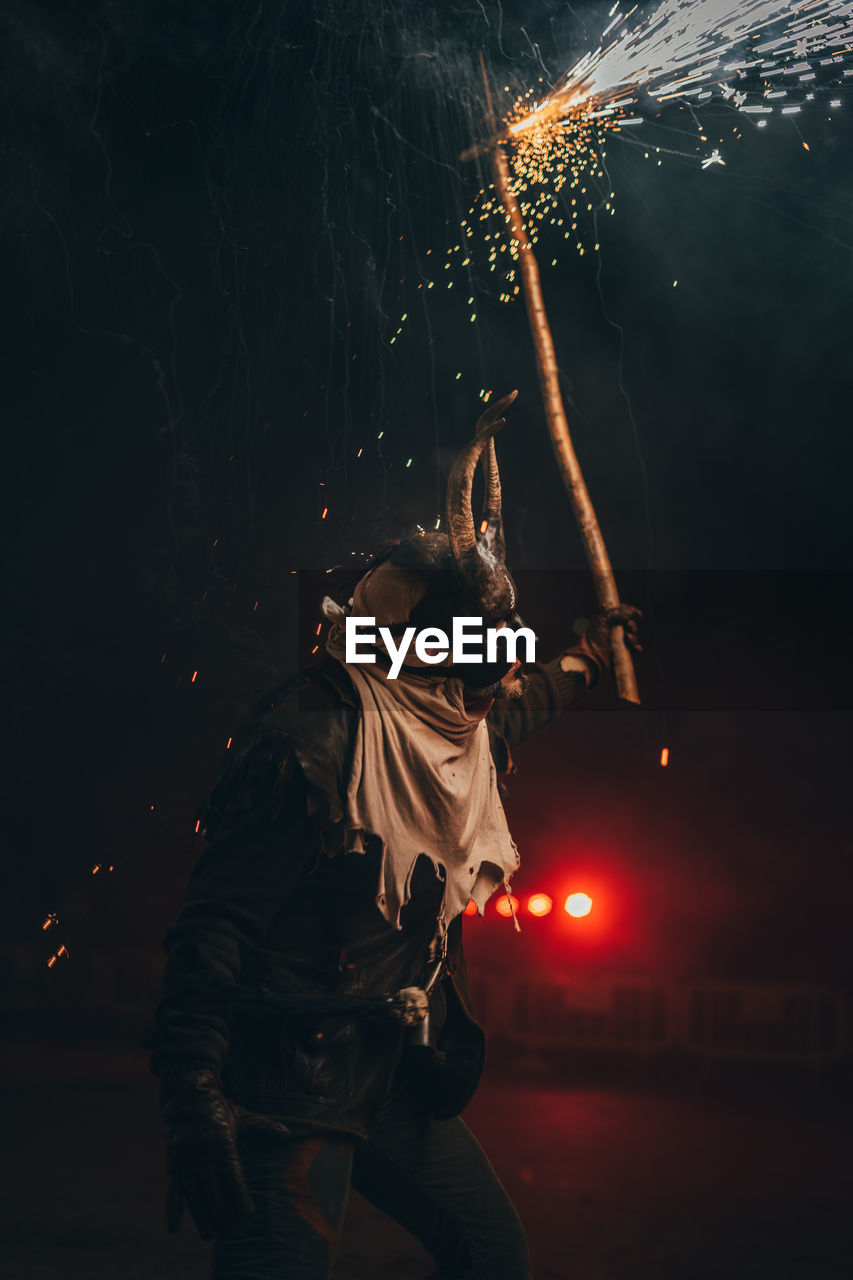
[{"left": 2, "top": 2, "right": 852, "bottom": 1277}]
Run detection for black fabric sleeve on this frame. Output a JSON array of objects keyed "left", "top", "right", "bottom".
[
  {"left": 146, "top": 751, "right": 318, "bottom": 1078},
  {"left": 486, "top": 658, "right": 587, "bottom": 768}
]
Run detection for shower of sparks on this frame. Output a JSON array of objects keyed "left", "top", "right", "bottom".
[
  {"left": 509, "top": 0, "right": 853, "bottom": 142},
  {"left": 490, "top": 0, "right": 853, "bottom": 250},
  {"left": 395, "top": 0, "right": 852, "bottom": 355}
]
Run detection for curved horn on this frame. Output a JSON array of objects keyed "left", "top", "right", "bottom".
[
  {"left": 446, "top": 427, "right": 496, "bottom": 563},
  {"left": 476, "top": 391, "right": 516, "bottom": 531},
  {"left": 480, "top": 438, "right": 501, "bottom": 527}
]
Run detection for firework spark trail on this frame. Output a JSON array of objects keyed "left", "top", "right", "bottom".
[
  {"left": 405, "top": 1, "right": 853, "bottom": 384},
  {"left": 510, "top": 0, "right": 853, "bottom": 135},
  {"left": 449, "top": 0, "right": 853, "bottom": 281}
]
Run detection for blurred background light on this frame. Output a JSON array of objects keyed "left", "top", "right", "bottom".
[{"left": 565, "top": 892, "right": 593, "bottom": 918}]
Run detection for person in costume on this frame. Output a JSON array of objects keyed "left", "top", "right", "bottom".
[{"left": 147, "top": 391, "right": 641, "bottom": 1279}]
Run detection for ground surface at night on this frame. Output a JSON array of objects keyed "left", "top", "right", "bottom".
[{"left": 7, "top": 1055, "right": 850, "bottom": 1279}]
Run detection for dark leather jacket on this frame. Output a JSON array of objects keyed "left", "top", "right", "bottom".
[{"left": 147, "top": 655, "right": 581, "bottom": 1137}]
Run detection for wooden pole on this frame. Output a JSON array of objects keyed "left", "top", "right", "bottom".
[{"left": 477, "top": 53, "right": 639, "bottom": 704}]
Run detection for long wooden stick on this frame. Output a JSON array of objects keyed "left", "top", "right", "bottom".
[{"left": 478, "top": 54, "right": 639, "bottom": 704}]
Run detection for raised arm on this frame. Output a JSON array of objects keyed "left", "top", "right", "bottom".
[
  {"left": 487, "top": 605, "right": 643, "bottom": 765},
  {"left": 486, "top": 655, "right": 588, "bottom": 770}
]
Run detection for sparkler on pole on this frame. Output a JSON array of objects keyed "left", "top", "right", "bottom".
[{"left": 469, "top": 52, "right": 640, "bottom": 705}]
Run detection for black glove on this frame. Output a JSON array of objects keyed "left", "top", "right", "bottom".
[
  {"left": 562, "top": 604, "right": 643, "bottom": 686},
  {"left": 160, "top": 1069, "right": 255, "bottom": 1240}
]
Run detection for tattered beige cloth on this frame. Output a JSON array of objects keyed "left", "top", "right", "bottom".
[{"left": 324, "top": 573, "right": 519, "bottom": 945}]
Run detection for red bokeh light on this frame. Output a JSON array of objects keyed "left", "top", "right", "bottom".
[
  {"left": 463, "top": 898, "right": 479, "bottom": 916},
  {"left": 527, "top": 892, "right": 553, "bottom": 917},
  {"left": 564, "top": 892, "right": 593, "bottom": 918},
  {"left": 495, "top": 894, "right": 519, "bottom": 918}
]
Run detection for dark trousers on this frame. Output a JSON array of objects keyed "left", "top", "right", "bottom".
[{"left": 211, "top": 1084, "right": 531, "bottom": 1279}]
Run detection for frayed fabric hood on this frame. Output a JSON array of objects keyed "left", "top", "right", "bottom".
[{"left": 326, "top": 586, "right": 519, "bottom": 948}]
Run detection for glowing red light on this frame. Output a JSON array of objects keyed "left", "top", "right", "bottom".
[
  {"left": 495, "top": 894, "right": 519, "bottom": 918},
  {"left": 564, "top": 892, "right": 593, "bottom": 918},
  {"left": 527, "top": 893, "right": 553, "bottom": 917},
  {"left": 660, "top": 746, "right": 669, "bottom": 767},
  {"left": 463, "top": 898, "right": 478, "bottom": 916}
]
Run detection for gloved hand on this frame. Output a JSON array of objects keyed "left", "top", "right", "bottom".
[
  {"left": 560, "top": 604, "right": 643, "bottom": 686},
  {"left": 160, "top": 1069, "right": 254, "bottom": 1240}
]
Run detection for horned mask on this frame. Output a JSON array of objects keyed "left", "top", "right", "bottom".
[{"left": 349, "top": 391, "right": 525, "bottom": 696}]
